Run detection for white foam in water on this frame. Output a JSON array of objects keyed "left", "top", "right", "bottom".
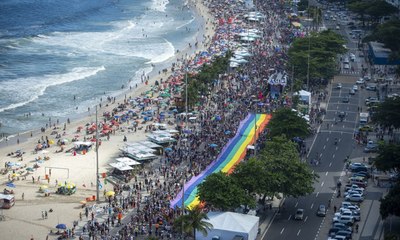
[
  {"left": 151, "top": 0, "right": 169, "bottom": 12},
  {"left": 0, "top": 66, "right": 105, "bottom": 113},
  {"left": 176, "top": 16, "right": 196, "bottom": 30}
]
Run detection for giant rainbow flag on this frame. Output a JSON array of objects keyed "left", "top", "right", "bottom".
[{"left": 170, "top": 113, "right": 271, "bottom": 209}]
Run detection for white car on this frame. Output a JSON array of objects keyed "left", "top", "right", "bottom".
[
  {"left": 333, "top": 215, "right": 354, "bottom": 226},
  {"left": 345, "top": 193, "right": 364, "bottom": 202},
  {"left": 352, "top": 85, "right": 358, "bottom": 91},
  {"left": 356, "top": 78, "right": 365, "bottom": 84},
  {"left": 343, "top": 64, "right": 350, "bottom": 69},
  {"left": 345, "top": 189, "right": 364, "bottom": 196},
  {"left": 340, "top": 206, "right": 360, "bottom": 214},
  {"left": 334, "top": 210, "right": 356, "bottom": 221}
]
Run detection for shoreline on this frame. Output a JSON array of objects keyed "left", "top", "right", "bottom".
[
  {"left": 0, "top": 0, "right": 215, "bottom": 149},
  {"left": 0, "top": 0, "right": 215, "bottom": 142}
]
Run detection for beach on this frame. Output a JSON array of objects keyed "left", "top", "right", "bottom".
[{"left": 0, "top": 0, "right": 217, "bottom": 239}]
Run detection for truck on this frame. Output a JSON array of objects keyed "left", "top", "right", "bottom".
[{"left": 359, "top": 112, "right": 369, "bottom": 126}]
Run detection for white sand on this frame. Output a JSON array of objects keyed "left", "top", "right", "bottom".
[{"left": 0, "top": 0, "right": 216, "bottom": 239}]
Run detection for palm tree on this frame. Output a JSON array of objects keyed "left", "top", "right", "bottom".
[{"left": 173, "top": 205, "right": 213, "bottom": 240}]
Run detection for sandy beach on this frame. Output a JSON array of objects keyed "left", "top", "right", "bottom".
[{"left": 0, "top": 0, "right": 216, "bottom": 239}]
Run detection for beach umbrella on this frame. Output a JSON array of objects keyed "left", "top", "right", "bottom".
[
  {"left": 56, "top": 224, "right": 67, "bottom": 230},
  {"left": 6, "top": 182, "right": 16, "bottom": 188},
  {"left": 12, "top": 173, "right": 20, "bottom": 178},
  {"left": 105, "top": 191, "right": 115, "bottom": 197},
  {"left": 6, "top": 162, "right": 15, "bottom": 167},
  {"left": 26, "top": 167, "right": 34, "bottom": 172},
  {"left": 66, "top": 183, "right": 75, "bottom": 189},
  {"left": 39, "top": 150, "right": 49, "bottom": 154},
  {"left": 164, "top": 147, "right": 173, "bottom": 152},
  {"left": 209, "top": 143, "right": 218, "bottom": 148},
  {"left": 224, "top": 130, "right": 231, "bottom": 135},
  {"left": 172, "top": 109, "right": 178, "bottom": 113},
  {"left": 37, "top": 160, "right": 44, "bottom": 164}
]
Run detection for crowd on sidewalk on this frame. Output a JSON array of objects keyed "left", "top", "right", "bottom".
[{"left": 68, "top": 0, "right": 306, "bottom": 239}]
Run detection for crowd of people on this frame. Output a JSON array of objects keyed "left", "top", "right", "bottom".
[{"left": 69, "top": 0, "right": 305, "bottom": 239}]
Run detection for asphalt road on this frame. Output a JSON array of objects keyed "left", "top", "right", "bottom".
[{"left": 263, "top": 81, "right": 359, "bottom": 240}]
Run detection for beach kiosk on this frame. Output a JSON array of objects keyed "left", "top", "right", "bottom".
[{"left": 0, "top": 194, "right": 15, "bottom": 209}]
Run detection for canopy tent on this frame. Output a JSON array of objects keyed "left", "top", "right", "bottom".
[
  {"left": 195, "top": 212, "right": 259, "bottom": 240},
  {"left": 294, "top": 90, "right": 311, "bottom": 105},
  {"left": 115, "top": 157, "right": 141, "bottom": 166},
  {"left": 139, "top": 141, "right": 163, "bottom": 149},
  {"left": 109, "top": 162, "right": 133, "bottom": 171}
]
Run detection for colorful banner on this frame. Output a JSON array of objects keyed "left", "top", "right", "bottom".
[{"left": 170, "top": 113, "right": 271, "bottom": 209}]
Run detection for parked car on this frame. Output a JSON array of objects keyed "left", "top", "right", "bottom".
[
  {"left": 333, "top": 215, "right": 354, "bottom": 226},
  {"left": 316, "top": 204, "right": 327, "bottom": 217},
  {"left": 333, "top": 222, "right": 353, "bottom": 232},
  {"left": 345, "top": 189, "right": 364, "bottom": 196},
  {"left": 336, "top": 230, "right": 353, "bottom": 239},
  {"left": 294, "top": 209, "right": 304, "bottom": 220},
  {"left": 342, "top": 97, "right": 349, "bottom": 103},
  {"left": 349, "top": 89, "right": 355, "bottom": 95},
  {"left": 352, "top": 85, "right": 358, "bottom": 91},
  {"left": 349, "top": 163, "right": 367, "bottom": 171},
  {"left": 336, "top": 83, "right": 342, "bottom": 89},
  {"left": 340, "top": 206, "right": 360, "bottom": 214},
  {"left": 345, "top": 193, "right": 364, "bottom": 202}
]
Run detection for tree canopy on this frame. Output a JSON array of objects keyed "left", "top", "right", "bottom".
[
  {"left": 371, "top": 97, "right": 400, "bottom": 129},
  {"left": 232, "top": 136, "right": 317, "bottom": 201},
  {"left": 380, "top": 181, "right": 400, "bottom": 219},
  {"left": 197, "top": 171, "right": 255, "bottom": 211},
  {"left": 268, "top": 108, "right": 310, "bottom": 139},
  {"left": 374, "top": 143, "right": 400, "bottom": 172},
  {"left": 288, "top": 30, "right": 346, "bottom": 89},
  {"left": 348, "top": 0, "right": 397, "bottom": 26}
]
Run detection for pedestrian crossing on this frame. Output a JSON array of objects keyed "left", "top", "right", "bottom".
[{"left": 340, "top": 70, "right": 361, "bottom": 76}]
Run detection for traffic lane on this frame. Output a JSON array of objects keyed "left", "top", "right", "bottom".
[
  {"left": 308, "top": 132, "right": 352, "bottom": 172},
  {"left": 308, "top": 131, "right": 353, "bottom": 172},
  {"left": 264, "top": 194, "right": 330, "bottom": 240}
]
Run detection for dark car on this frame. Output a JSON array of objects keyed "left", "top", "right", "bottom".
[
  {"left": 329, "top": 227, "right": 341, "bottom": 237},
  {"left": 336, "top": 230, "right": 353, "bottom": 239},
  {"left": 342, "top": 97, "right": 349, "bottom": 103},
  {"left": 351, "top": 166, "right": 368, "bottom": 173},
  {"left": 338, "top": 111, "right": 346, "bottom": 118},
  {"left": 316, "top": 204, "right": 327, "bottom": 217}
]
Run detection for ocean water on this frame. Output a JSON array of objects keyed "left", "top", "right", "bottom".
[{"left": 0, "top": 0, "right": 202, "bottom": 136}]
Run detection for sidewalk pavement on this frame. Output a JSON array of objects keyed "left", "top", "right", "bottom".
[{"left": 256, "top": 196, "right": 283, "bottom": 240}]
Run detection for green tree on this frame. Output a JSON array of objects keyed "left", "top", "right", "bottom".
[
  {"left": 288, "top": 30, "right": 346, "bottom": 88},
  {"left": 268, "top": 108, "right": 310, "bottom": 139},
  {"left": 258, "top": 136, "right": 318, "bottom": 198},
  {"left": 380, "top": 181, "right": 400, "bottom": 219},
  {"left": 197, "top": 172, "right": 255, "bottom": 211},
  {"left": 173, "top": 205, "right": 213, "bottom": 240},
  {"left": 371, "top": 97, "right": 400, "bottom": 129},
  {"left": 232, "top": 136, "right": 318, "bottom": 202},
  {"left": 374, "top": 143, "right": 400, "bottom": 171},
  {"left": 348, "top": 0, "right": 371, "bottom": 26},
  {"left": 365, "top": 0, "right": 398, "bottom": 23}
]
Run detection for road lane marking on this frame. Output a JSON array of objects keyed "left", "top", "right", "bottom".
[
  {"left": 323, "top": 145, "right": 326, "bottom": 149},
  {"left": 336, "top": 146, "right": 338, "bottom": 150},
  {"left": 326, "top": 137, "right": 329, "bottom": 142},
  {"left": 320, "top": 153, "right": 323, "bottom": 157},
  {"left": 304, "top": 216, "right": 308, "bottom": 222},
  {"left": 333, "top": 154, "right": 335, "bottom": 158},
  {"left": 295, "top": 202, "right": 298, "bottom": 207},
  {"left": 321, "top": 181, "right": 324, "bottom": 187},
  {"left": 329, "top": 162, "right": 332, "bottom": 167},
  {"left": 288, "top": 215, "right": 291, "bottom": 220},
  {"left": 297, "top": 229, "right": 301, "bottom": 236},
  {"left": 316, "top": 192, "right": 319, "bottom": 197},
  {"left": 311, "top": 203, "right": 314, "bottom": 209},
  {"left": 280, "top": 228, "right": 285, "bottom": 234},
  {"left": 326, "top": 171, "right": 328, "bottom": 176}
]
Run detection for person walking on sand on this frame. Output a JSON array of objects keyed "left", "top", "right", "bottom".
[{"left": 22, "top": 192, "right": 24, "bottom": 200}]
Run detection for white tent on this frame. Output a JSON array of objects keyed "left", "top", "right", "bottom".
[
  {"left": 295, "top": 90, "right": 311, "bottom": 104},
  {"left": 195, "top": 212, "right": 259, "bottom": 240}
]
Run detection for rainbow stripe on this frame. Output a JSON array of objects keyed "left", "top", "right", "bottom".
[{"left": 170, "top": 113, "right": 271, "bottom": 209}]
